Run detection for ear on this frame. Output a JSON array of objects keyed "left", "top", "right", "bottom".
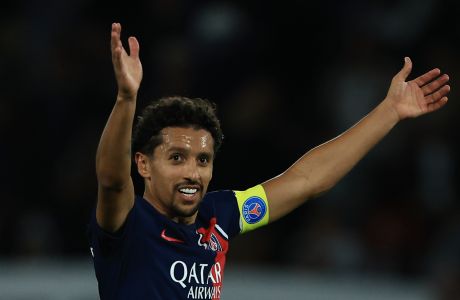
[{"left": 135, "top": 152, "right": 150, "bottom": 178}]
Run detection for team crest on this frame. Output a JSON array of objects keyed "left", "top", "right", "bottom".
[
  {"left": 197, "top": 231, "right": 223, "bottom": 252},
  {"left": 242, "top": 196, "right": 266, "bottom": 224},
  {"left": 208, "top": 233, "right": 223, "bottom": 251}
]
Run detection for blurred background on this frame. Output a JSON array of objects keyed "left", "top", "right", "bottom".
[{"left": 0, "top": 0, "right": 459, "bottom": 299}]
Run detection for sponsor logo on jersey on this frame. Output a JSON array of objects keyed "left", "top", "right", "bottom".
[
  {"left": 242, "top": 196, "right": 266, "bottom": 224},
  {"left": 170, "top": 260, "right": 222, "bottom": 299},
  {"left": 161, "top": 229, "right": 184, "bottom": 243}
]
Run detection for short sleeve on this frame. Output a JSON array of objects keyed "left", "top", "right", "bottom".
[
  {"left": 200, "top": 190, "right": 241, "bottom": 240},
  {"left": 234, "top": 184, "right": 269, "bottom": 234},
  {"left": 88, "top": 202, "right": 136, "bottom": 258}
]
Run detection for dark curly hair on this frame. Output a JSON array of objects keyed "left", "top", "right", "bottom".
[{"left": 132, "top": 96, "right": 223, "bottom": 158}]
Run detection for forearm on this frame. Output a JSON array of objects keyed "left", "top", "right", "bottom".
[
  {"left": 290, "top": 98, "right": 400, "bottom": 198},
  {"left": 263, "top": 99, "right": 400, "bottom": 221},
  {"left": 96, "top": 95, "right": 137, "bottom": 189},
  {"left": 264, "top": 58, "right": 449, "bottom": 223}
]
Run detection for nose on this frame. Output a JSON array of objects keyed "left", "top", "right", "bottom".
[{"left": 184, "top": 160, "right": 201, "bottom": 182}]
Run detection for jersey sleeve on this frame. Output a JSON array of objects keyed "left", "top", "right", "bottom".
[
  {"left": 87, "top": 200, "right": 137, "bottom": 259},
  {"left": 233, "top": 184, "right": 270, "bottom": 234},
  {"left": 201, "top": 190, "right": 241, "bottom": 240}
]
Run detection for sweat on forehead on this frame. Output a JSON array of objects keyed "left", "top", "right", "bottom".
[
  {"left": 131, "top": 96, "right": 224, "bottom": 157},
  {"left": 133, "top": 127, "right": 212, "bottom": 160},
  {"left": 160, "top": 127, "right": 213, "bottom": 146}
]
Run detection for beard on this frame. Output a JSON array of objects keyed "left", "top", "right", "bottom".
[
  {"left": 171, "top": 199, "right": 202, "bottom": 218},
  {"left": 170, "top": 180, "right": 205, "bottom": 219}
]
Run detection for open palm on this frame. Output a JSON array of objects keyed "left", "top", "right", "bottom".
[
  {"left": 111, "top": 23, "right": 143, "bottom": 99},
  {"left": 386, "top": 57, "right": 450, "bottom": 120}
]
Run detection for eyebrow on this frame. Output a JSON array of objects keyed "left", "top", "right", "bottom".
[{"left": 167, "top": 146, "right": 214, "bottom": 159}]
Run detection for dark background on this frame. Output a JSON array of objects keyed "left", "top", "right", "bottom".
[{"left": 1, "top": 0, "right": 459, "bottom": 297}]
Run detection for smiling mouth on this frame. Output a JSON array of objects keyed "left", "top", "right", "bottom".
[
  {"left": 177, "top": 186, "right": 202, "bottom": 201},
  {"left": 179, "top": 187, "right": 198, "bottom": 196},
  {"left": 175, "top": 181, "right": 203, "bottom": 202}
]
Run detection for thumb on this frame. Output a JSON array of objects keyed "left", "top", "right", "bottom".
[
  {"left": 128, "top": 36, "right": 140, "bottom": 58},
  {"left": 397, "top": 57, "right": 412, "bottom": 81}
]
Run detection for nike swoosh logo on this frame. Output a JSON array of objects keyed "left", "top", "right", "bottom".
[{"left": 161, "top": 229, "right": 184, "bottom": 243}]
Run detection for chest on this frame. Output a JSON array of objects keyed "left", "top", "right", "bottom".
[
  {"left": 129, "top": 211, "right": 229, "bottom": 267},
  {"left": 126, "top": 213, "right": 230, "bottom": 297}
]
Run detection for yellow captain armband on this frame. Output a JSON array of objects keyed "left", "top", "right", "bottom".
[{"left": 234, "top": 185, "right": 269, "bottom": 234}]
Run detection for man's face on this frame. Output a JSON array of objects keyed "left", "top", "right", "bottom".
[{"left": 137, "top": 127, "right": 214, "bottom": 223}]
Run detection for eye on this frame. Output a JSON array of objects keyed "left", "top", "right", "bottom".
[
  {"left": 198, "top": 155, "right": 210, "bottom": 165},
  {"left": 169, "top": 153, "right": 183, "bottom": 162}
]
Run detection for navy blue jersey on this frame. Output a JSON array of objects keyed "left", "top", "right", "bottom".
[{"left": 88, "top": 186, "right": 269, "bottom": 300}]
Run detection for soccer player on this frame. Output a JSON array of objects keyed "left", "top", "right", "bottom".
[{"left": 88, "top": 23, "right": 450, "bottom": 299}]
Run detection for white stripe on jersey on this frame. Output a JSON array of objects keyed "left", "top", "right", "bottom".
[{"left": 215, "top": 224, "right": 229, "bottom": 240}]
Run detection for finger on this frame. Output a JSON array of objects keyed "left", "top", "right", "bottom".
[
  {"left": 111, "top": 23, "right": 125, "bottom": 72},
  {"left": 427, "top": 96, "right": 448, "bottom": 113},
  {"left": 421, "top": 74, "right": 450, "bottom": 96},
  {"left": 128, "top": 36, "right": 140, "bottom": 58},
  {"left": 111, "top": 23, "right": 122, "bottom": 54},
  {"left": 396, "top": 57, "right": 413, "bottom": 81},
  {"left": 426, "top": 85, "right": 451, "bottom": 103},
  {"left": 413, "top": 68, "right": 441, "bottom": 87}
]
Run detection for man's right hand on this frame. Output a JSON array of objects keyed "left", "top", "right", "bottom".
[{"left": 111, "top": 23, "right": 143, "bottom": 100}]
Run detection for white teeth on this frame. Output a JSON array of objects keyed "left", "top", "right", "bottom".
[{"left": 179, "top": 188, "right": 197, "bottom": 194}]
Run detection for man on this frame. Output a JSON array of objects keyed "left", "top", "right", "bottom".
[{"left": 88, "top": 23, "right": 450, "bottom": 300}]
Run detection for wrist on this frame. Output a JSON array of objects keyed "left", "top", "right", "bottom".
[
  {"left": 116, "top": 92, "right": 137, "bottom": 102},
  {"left": 379, "top": 98, "right": 402, "bottom": 125}
]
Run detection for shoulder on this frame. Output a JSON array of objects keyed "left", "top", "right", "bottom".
[
  {"left": 198, "top": 190, "right": 238, "bottom": 219},
  {"left": 200, "top": 189, "right": 237, "bottom": 212},
  {"left": 203, "top": 189, "right": 236, "bottom": 202}
]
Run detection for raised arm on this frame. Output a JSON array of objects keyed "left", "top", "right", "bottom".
[
  {"left": 95, "top": 23, "right": 143, "bottom": 232},
  {"left": 263, "top": 57, "right": 450, "bottom": 222}
]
